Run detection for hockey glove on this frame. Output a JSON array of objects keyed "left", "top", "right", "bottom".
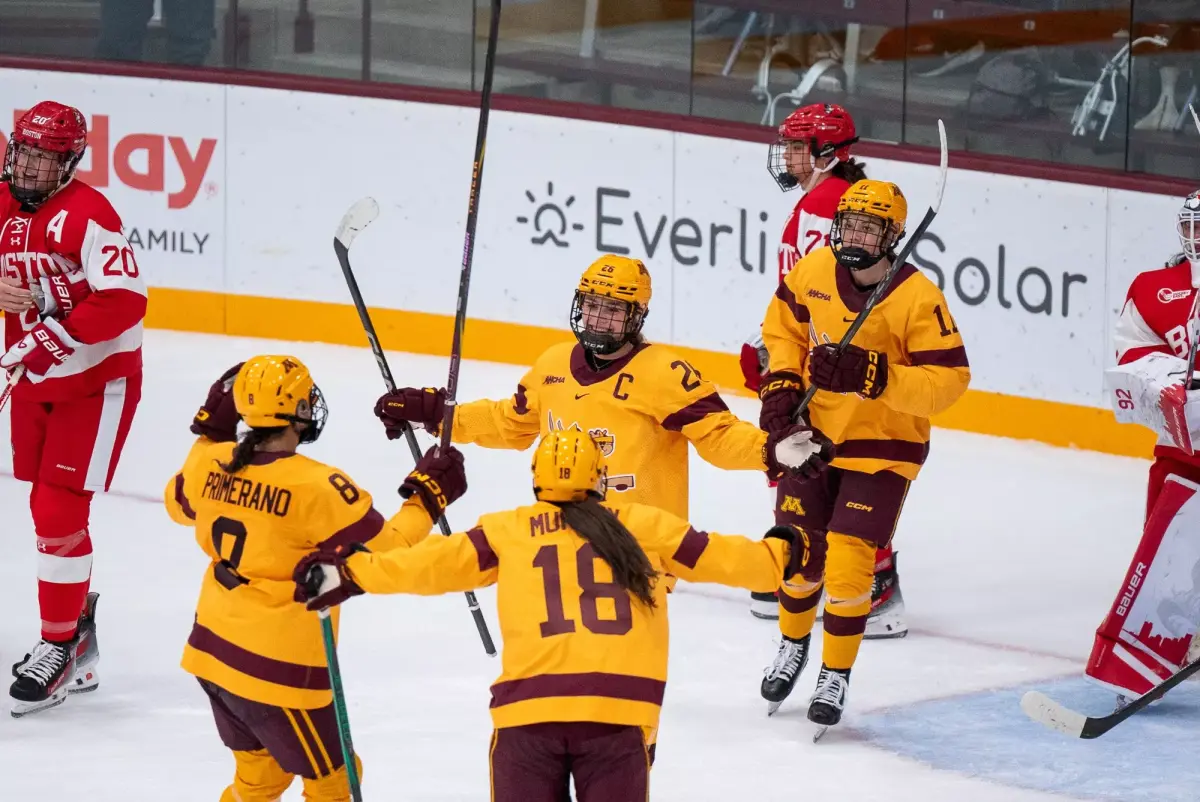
[
  {"left": 190, "top": 362, "right": 245, "bottom": 442},
  {"left": 740, "top": 329, "right": 769, "bottom": 394},
  {"left": 35, "top": 271, "right": 92, "bottom": 319},
  {"left": 808, "top": 343, "right": 887, "bottom": 399},
  {"left": 374, "top": 387, "right": 445, "bottom": 438},
  {"left": 294, "top": 543, "right": 368, "bottom": 611},
  {"left": 765, "top": 523, "right": 827, "bottom": 584},
  {"left": 399, "top": 445, "right": 467, "bottom": 517},
  {"left": 758, "top": 371, "right": 806, "bottom": 433},
  {"left": 765, "top": 423, "right": 834, "bottom": 481},
  {"left": 0, "top": 318, "right": 81, "bottom": 378}
]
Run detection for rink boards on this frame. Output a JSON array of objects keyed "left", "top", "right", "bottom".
[{"left": 0, "top": 66, "right": 1178, "bottom": 457}]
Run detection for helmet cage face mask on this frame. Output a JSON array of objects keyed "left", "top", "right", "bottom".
[
  {"left": 767, "top": 137, "right": 848, "bottom": 192},
  {"left": 830, "top": 210, "right": 896, "bottom": 271},
  {"left": 2, "top": 140, "right": 82, "bottom": 207},
  {"left": 1180, "top": 192, "right": 1200, "bottom": 263},
  {"left": 570, "top": 291, "right": 645, "bottom": 355},
  {"left": 274, "top": 384, "right": 328, "bottom": 444}
]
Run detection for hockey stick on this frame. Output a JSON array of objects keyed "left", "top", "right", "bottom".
[
  {"left": 795, "top": 120, "right": 949, "bottom": 419},
  {"left": 317, "top": 608, "right": 363, "bottom": 800},
  {"left": 333, "top": 198, "right": 497, "bottom": 657},
  {"left": 437, "top": 0, "right": 501, "bottom": 451},
  {"left": 1020, "top": 658, "right": 1200, "bottom": 739},
  {"left": 0, "top": 366, "right": 25, "bottom": 414}
]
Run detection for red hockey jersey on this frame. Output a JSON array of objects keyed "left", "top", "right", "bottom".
[
  {"left": 744, "top": 176, "right": 853, "bottom": 393},
  {"left": 1111, "top": 254, "right": 1200, "bottom": 464},
  {"left": 0, "top": 180, "right": 146, "bottom": 402},
  {"left": 776, "top": 176, "right": 851, "bottom": 283}
]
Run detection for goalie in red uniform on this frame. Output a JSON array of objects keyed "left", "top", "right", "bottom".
[
  {"left": 0, "top": 101, "right": 146, "bottom": 717},
  {"left": 1091, "top": 189, "right": 1200, "bottom": 708}
]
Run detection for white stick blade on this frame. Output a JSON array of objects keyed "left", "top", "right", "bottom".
[
  {"left": 335, "top": 197, "right": 380, "bottom": 249},
  {"left": 933, "top": 119, "right": 949, "bottom": 212},
  {"left": 1190, "top": 103, "right": 1200, "bottom": 135},
  {"left": 1020, "top": 690, "right": 1086, "bottom": 737}
]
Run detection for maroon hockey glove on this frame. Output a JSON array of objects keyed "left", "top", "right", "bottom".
[
  {"left": 764, "top": 423, "right": 834, "bottom": 481},
  {"left": 758, "top": 371, "right": 806, "bottom": 433},
  {"left": 808, "top": 343, "right": 887, "bottom": 399},
  {"left": 294, "top": 543, "right": 368, "bottom": 611},
  {"left": 190, "top": 362, "right": 245, "bottom": 442},
  {"left": 765, "top": 524, "right": 828, "bottom": 584},
  {"left": 0, "top": 319, "right": 80, "bottom": 378},
  {"left": 399, "top": 445, "right": 467, "bottom": 517},
  {"left": 374, "top": 387, "right": 445, "bottom": 438}
]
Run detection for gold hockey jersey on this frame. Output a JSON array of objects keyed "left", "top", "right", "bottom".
[
  {"left": 344, "top": 500, "right": 789, "bottom": 732},
  {"left": 450, "top": 341, "right": 767, "bottom": 518},
  {"left": 164, "top": 437, "right": 434, "bottom": 709},
  {"left": 762, "top": 247, "right": 970, "bottom": 479}
]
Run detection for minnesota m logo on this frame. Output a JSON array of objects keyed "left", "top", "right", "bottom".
[{"left": 780, "top": 495, "right": 805, "bottom": 516}]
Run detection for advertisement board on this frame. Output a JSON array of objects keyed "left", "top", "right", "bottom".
[{"left": 0, "top": 67, "right": 1186, "bottom": 454}]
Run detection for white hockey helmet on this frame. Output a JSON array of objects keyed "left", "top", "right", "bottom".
[{"left": 1180, "top": 190, "right": 1200, "bottom": 265}]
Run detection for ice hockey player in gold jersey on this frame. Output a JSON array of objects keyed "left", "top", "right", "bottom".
[
  {"left": 757, "top": 179, "right": 970, "bottom": 729},
  {"left": 163, "top": 355, "right": 468, "bottom": 802},
  {"left": 296, "top": 429, "right": 820, "bottom": 802},
  {"left": 373, "top": 254, "right": 828, "bottom": 586}
]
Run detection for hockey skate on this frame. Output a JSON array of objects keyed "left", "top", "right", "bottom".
[
  {"left": 10, "top": 592, "right": 100, "bottom": 717},
  {"left": 808, "top": 664, "right": 850, "bottom": 742},
  {"left": 864, "top": 556, "right": 907, "bottom": 640},
  {"left": 761, "top": 633, "right": 810, "bottom": 715},
  {"left": 749, "top": 590, "right": 780, "bottom": 620}
]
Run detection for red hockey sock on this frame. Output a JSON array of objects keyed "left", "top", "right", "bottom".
[
  {"left": 874, "top": 545, "right": 894, "bottom": 573},
  {"left": 37, "top": 529, "right": 92, "bottom": 641},
  {"left": 30, "top": 483, "right": 94, "bottom": 642}
]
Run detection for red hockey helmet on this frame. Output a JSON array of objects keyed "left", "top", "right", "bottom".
[
  {"left": 768, "top": 103, "right": 859, "bottom": 191},
  {"left": 3, "top": 101, "right": 89, "bottom": 208}
]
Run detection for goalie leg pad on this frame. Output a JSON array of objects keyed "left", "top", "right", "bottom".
[{"left": 1087, "top": 467, "right": 1200, "bottom": 699}]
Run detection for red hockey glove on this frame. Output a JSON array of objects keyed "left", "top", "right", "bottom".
[
  {"left": 374, "top": 387, "right": 445, "bottom": 438},
  {"left": 191, "top": 362, "right": 245, "bottom": 442},
  {"left": 808, "top": 343, "right": 888, "bottom": 399},
  {"left": 399, "top": 445, "right": 467, "bottom": 517},
  {"left": 294, "top": 543, "right": 368, "bottom": 611},
  {"left": 765, "top": 423, "right": 834, "bottom": 481},
  {"left": 36, "top": 271, "right": 92, "bottom": 319},
  {"left": 765, "top": 523, "right": 828, "bottom": 584},
  {"left": 758, "top": 371, "right": 806, "bottom": 433},
  {"left": 0, "top": 318, "right": 80, "bottom": 378}
]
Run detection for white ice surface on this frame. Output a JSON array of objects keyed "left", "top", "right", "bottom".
[{"left": 0, "top": 330, "right": 1158, "bottom": 800}]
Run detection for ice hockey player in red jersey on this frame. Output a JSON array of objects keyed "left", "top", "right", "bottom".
[
  {"left": 1092, "top": 189, "right": 1200, "bottom": 708},
  {"left": 738, "top": 105, "right": 902, "bottom": 634},
  {"left": 0, "top": 101, "right": 146, "bottom": 716}
]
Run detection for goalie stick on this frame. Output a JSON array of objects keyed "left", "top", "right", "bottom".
[
  {"left": 795, "top": 120, "right": 949, "bottom": 419},
  {"left": 333, "top": 198, "right": 497, "bottom": 658},
  {"left": 1020, "top": 657, "right": 1200, "bottom": 739}
]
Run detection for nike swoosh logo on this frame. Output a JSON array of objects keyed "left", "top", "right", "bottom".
[
  {"left": 575, "top": 393, "right": 589, "bottom": 400},
  {"left": 843, "top": 316, "right": 857, "bottom": 323}
]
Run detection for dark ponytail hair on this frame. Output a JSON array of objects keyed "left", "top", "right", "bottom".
[
  {"left": 832, "top": 157, "right": 867, "bottom": 184},
  {"left": 558, "top": 498, "right": 658, "bottom": 609},
  {"left": 218, "top": 427, "right": 280, "bottom": 474}
]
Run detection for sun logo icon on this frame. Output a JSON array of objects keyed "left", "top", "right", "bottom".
[{"left": 516, "top": 182, "right": 585, "bottom": 247}]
